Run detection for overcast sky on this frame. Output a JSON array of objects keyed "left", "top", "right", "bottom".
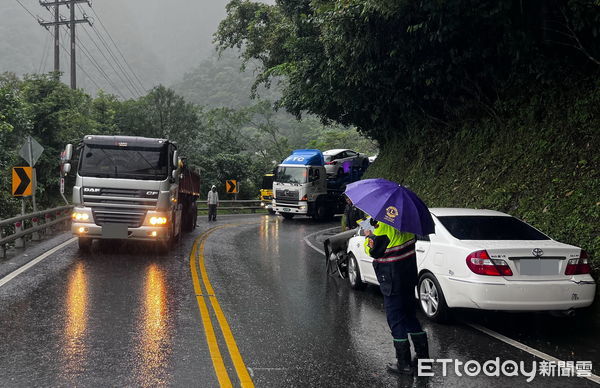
[{"left": 1, "top": 0, "right": 272, "bottom": 97}]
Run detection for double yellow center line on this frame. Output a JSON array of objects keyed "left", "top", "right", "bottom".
[{"left": 190, "top": 225, "right": 255, "bottom": 388}]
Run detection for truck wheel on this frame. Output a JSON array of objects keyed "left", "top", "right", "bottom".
[
  {"left": 314, "top": 204, "right": 333, "bottom": 221},
  {"left": 78, "top": 237, "right": 92, "bottom": 252},
  {"left": 281, "top": 213, "right": 294, "bottom": 220}
]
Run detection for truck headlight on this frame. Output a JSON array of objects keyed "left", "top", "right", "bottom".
[
  {"left": 72, "top": 212, "right": 90, "bottom": 222},
  {"left": 149, "top": 216, "right": 168, "bottom": 225}
]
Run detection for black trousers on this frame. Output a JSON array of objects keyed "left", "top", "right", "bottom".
[
  {"left": 374, "top": 256, "right": 423, "bottom": 340},
  {"left": 208, "top": 204, "right": 217, "bottom": 220}
]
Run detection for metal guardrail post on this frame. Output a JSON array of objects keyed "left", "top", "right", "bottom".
[
  {"left": 14, "top": 221, "right": 25, "bottom": 248},
  {"left": 44, "top": 213, "right": 52, "bottom": 234},
  {"left": 0, "top": 229, "right": 5, "bottom": 259},
  {"left": 31, "top": 216, "right": 40, "bottom": 241}
]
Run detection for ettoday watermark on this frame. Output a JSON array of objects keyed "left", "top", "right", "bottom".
[{"left": 417, "top": 358, "right": 593, "bottom": 382}]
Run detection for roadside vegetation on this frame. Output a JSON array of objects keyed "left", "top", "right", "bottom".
[{"left": 214, "top": 0, "right": 599, "bottom": 265}]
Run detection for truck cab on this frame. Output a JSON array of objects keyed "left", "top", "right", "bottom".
[
  {"left": 66, "top": 135, "right": 199, "bottom": 251},
  {"left": 273, "top": 150, "right": 339, "bottom": 220}
]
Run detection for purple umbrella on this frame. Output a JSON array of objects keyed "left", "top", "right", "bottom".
[{"left": 344, "top": 178, "right": 435, "bottom": 236}]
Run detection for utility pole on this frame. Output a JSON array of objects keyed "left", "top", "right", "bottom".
[{"left": 39, "top": 1, "right": 91, "bottom": 88}]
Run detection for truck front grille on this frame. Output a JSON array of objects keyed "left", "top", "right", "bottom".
[
  {"left": 275, "top": 189, "right": 299, "bottom": 201},
  {"left": 92, "top": 208, "right": 147, "bottom": 228}
]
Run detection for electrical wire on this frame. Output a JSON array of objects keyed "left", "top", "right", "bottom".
[
  {"left": 87, "top": 4, "right": 147, "bottom": 93},
  {"left": 15, "top": 0, "right": 103, "bottom": 91},
  {"left": 79, "top": 23, "right": 139, "bottom": 98}
]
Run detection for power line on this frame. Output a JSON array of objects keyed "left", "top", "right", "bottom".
[
  {"left": 15, "top": 0, "right": 102, "bottom": 91},
  {"left": 80, "top": 10, "right": 142, "bottom": 97},
  {"left": 38, "top": 0, "right": 92, "bottom": 89},
  {"left": 38, "top": 35, "right": 50, "bottom": 73},
  {"left": 87, "top": 5, "right": 147, "bottom": 93},
  {"left": 75, "top": 34, "right": 126, "bottom": 99},
  {"left": 79, "top": 22, "right": 139, "bottom": 98}
]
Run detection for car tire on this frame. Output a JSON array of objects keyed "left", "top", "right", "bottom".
[
  {"left": 418, "top": 272, "right": 450, "bottom": 322},
  {"left": 347, "top": 253, "right": 365, "bottom": 290},
  {"left": 268, "top": 208, "right": 276, "bottom": 215},
  {"left": 281, "top": 212, "right": 294, "bottom": 220},
  {"left": 78, "top": 237, "right": 92, "bottom": 251}
]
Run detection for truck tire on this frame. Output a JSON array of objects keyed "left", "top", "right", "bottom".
[
  {"left": 314, "top": 203, "right": 333, "bottom": 221},
  {"left": 78, "top": 237, "right": 92, "bottom": 252},
  {"left": 281, "top": 212, "right": 294, "bottom": 220}
]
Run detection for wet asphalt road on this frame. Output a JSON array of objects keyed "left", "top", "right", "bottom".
[{"left": 0, "top": 214, "right": 598, "bottom": 387}]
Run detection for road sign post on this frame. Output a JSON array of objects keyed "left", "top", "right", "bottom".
[
  {"left": 12, "top": 167, "right": 33, "bottom": 197},
  {"left": 226, "top": 179, "right": 239, "bottom": 200}
]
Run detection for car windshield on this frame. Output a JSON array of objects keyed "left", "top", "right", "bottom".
[
  {"left": 437, "top": 216, "right": 550, "bottom": 240},
  {"left": 78, "top": 144, "right": 169, "bottom": 180},
  {"left": 275, "top": 166, "right": 307, "bottom": 184}
]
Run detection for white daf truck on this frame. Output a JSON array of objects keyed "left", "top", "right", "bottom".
[{"left": 63, "top": 135, "right": 200, "bottom": 251}]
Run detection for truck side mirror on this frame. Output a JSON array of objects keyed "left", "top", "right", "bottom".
[
  {"left": 172, "top": 150, "right": 178, "bottom": 170},
  {"left": 63, "top": 144, "right": 73, "bottom": 161},
  {"left": 62, "top": 163, "right": 71, "bottom": 176}
]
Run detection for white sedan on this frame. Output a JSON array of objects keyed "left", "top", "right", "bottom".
[
  {"left": 323, "top": 149, "right": 369, "bottom": 176},
  {"left": 335, "top": 208, "right": 596, "bottom": 322}
]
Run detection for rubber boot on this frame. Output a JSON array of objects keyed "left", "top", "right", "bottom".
[
  {"left": 409, "top": 332, "right": 429, "bottom": 362},
  {"left": 387, "top": 340, "right": 413, "bottom": 375}
]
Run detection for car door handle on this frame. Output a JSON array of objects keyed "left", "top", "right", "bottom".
[{"left": 416, "top": 249, "right": 425, "bottom": 253}]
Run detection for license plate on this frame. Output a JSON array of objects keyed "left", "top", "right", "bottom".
[
  {"left": 282, "top": 208, "right": 292, "bottom": 212},
  {"left": 519, "top": 259, "right": 559, "bottom": 275},
  {"left": 102, "top": 223, "right": 128, "bottom": 239}
]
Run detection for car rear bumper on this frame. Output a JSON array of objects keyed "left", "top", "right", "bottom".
[
  {"left": 72, "top": 222, "right": 170, "bottom": 241},
  {"left": 442, "top": 276, "right": 596, "bottom": 311}
]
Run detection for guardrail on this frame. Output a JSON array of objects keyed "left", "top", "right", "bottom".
[
  {"left": 0, "top": 205, "right": 73, "bottom": 258},
  {"left": 196, "top": 200, "right": 267, "bottom": 213}
]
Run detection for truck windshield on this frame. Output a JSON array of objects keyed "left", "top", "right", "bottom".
[
  {"left": 78, "top": 144, "right": 169, "bottom": 180},
  {"left": 261, "top": 175, "right": 274, "bottom": 189},
  {"left": 275, "top": 166, "right": 307, "bottom": 184}
]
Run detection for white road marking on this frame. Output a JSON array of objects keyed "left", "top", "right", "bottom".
[
  {"left": 304, "top": 226, "right": 600, "bottom": 385},
  {"left": 468, "top": 323, "right": 600, "bottom": 384},
  {"left": 303, "top": 226, "right": 340, "bottom": 256},
  {"left": 0, "top": 237, "right": 77, "bottom": 288}
]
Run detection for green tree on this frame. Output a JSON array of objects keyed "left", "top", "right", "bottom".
[{"left": 215, "top": 0, "right": 600, "bottom": 142}]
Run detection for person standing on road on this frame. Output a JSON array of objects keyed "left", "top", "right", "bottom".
[
  {"left": 364, "top": 219, "right": 429, "bottom": 375},
  {"left": 342, "top": 196, "right": 364, "bottom": 231},
  {"left": 207, "top": 185, "right": 219, "bottom": 221}
]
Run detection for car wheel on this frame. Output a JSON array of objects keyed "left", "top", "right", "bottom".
[
  {"left": 347, "top": 253, "right": 365, "bottom": 290},
  {"left": 281, "top": 212, "right": 294, "bottom": 220},
  {"left": 78, "top": 237, "right": 92, "bottom": 252},
  {"left": 268, "top": 208, "right": 276, "bottom": 215},
  {"left": 418, "top": 272, "right": 449, "bottom": 322}
]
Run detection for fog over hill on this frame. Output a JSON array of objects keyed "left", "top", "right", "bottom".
[{"left": 1, "top": 0, "right": 254, "bottom": 98}]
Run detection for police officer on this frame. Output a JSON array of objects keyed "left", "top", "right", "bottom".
[{"left": 365, "top": 218, "right": 429, "bottom": 375}]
